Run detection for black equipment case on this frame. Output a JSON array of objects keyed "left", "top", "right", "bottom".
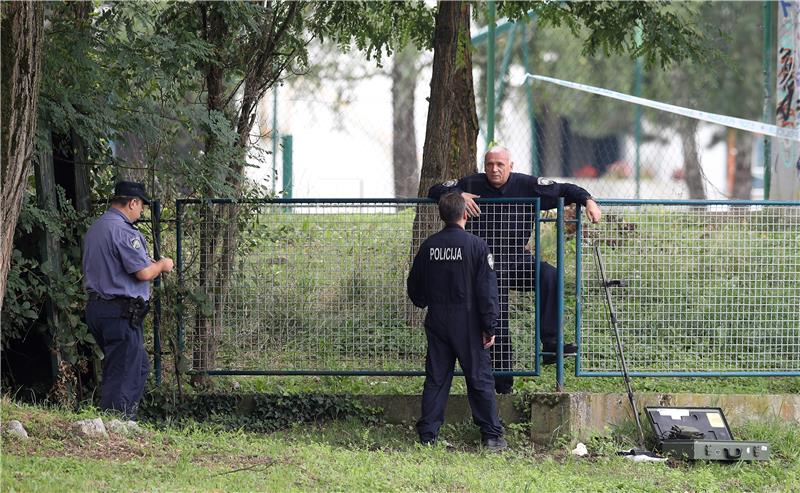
[{"left": 645, "top": 406, "right": 770, "bottom": 461}]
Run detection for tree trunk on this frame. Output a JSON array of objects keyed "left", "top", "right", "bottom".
[
  {"left": 191, "top": 3, "right": 304, "bottom": 381},
  {"left": 417, "top": 1, "right": 479, "bottom": 197},
  {"left": 678, "top": 119, "right": 706, "bottom": 200},
  {"left": 193, "top": 3, "right": 230, "bottom": 382},
  {"left": 0, "top": 2, "right": 44, "bottom": 311},
  {"left": 392, "top": 46, "right": 420, "bottom": 198},
  {"left": 541, "top": 104, "right": 565, "bottom": 177},
  {"left": 408, "top": 1, "right": 478, "bottom": 327},
  {"left": 34, "top": 131, "right": 72, "bottom": 404},
  {"left": 731, "top": 130, "right": 753, "bottom": 200}
]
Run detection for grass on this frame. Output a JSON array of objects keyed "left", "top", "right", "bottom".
[
  {"left": 204, "top": 366, "right": 800, "bottom": 396},
  {"left": 3, "top": 396, "right": 799, "bottom": 492}
]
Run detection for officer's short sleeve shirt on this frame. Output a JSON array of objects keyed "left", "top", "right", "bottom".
[{"left": 83, "top": 208, "right": 152, "bottom": 300}]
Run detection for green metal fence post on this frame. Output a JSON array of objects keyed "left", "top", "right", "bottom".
[
  {"left": 634, "top": 27, "right": 643, "bottom": 199},
  {"left": 272, "top": 87, "right": 279, "bottom": 194},
  {"left": 152, "top": 200, "right": 162, "bottom": 386},
  {"left": 534, "top": 198, "right": 541, "bottom": 374},
  {"left": 574, "top": 203, "right": 583, "bottom": 376},
  {"left": 282, "top": 135, "right": 293, "bottom": 198},
  {"left": 494, "top": 23, "right": 518, "bottom": 107},
  {"left": 486, "top": 0, "right": 496, "bottom": 146},
  {"left": 762, "top": 0, "right": 774, "bottom": 199},
  {"left": 521, "top": 23, "right": 539, "bottom": 176},
  {"left": 176, "top": 200, "right": 184, "bottom": 357},
  {"left": 556, "top": 198, "right": 565, "bottom": 391}
]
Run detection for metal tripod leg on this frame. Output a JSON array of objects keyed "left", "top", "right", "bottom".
[{"left": 593, "top": 244, "right": 646, "bottom": 449}]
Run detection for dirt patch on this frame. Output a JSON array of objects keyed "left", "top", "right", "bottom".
[{"left": 2, "top": 412, "right": 179, "bottom": 463}]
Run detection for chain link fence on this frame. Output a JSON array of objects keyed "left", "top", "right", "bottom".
[
  {"left": 578, "top": 201, "right": 800, "bottom": 375},
  {"left": 177, "top": 199, "right": 542, "bottom": 375},
  {"left": 261, "top": 3, "right": 768, "bottom": 202}
]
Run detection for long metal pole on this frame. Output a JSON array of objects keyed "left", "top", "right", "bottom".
[
  {"left": 634, "top": 27, "right": 643, "bottom": 199},
  {"left": 272, "top": 87, "right": 279, "bottom": 194},
  {"left": 556, "top": 199, "right": 565, "bottom": 391},
  {"left": 494, "top": 23, "right": 518, "bottom": 107},
  {"left": 521, "top": 23, "right": 538, "bottom": 175},
  {"left": 762, "top": 0, "right": 774, "bottom": 199},
  {"left": 282, "top": 135, "right": 293, "bottom": 198},
  {"left": 486, "top": 0, "right": 496, "bottom": 146},
  {"left": 594, "top": 245, "right": 645, "bottom": 447},
  {"left": 152, "top": 200, "right": 162, "bottom": 386}
]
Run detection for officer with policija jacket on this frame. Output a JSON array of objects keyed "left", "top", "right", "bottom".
[
  {"left": 407, "top": 192, "right": 507, "bottom": 451},
  {"left": 428, "top": 146, "right": 602, "bottom": 394}
]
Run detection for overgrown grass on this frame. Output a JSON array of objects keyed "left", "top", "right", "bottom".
[
  {"left": 3, "top": 397, "right": 798, "bottom": 492},
  {"left": 171, "top": 204, "right": 800, "bottom": 378},
  {"left": 206, "top": 369, "right": 800, "bottom": 396}
]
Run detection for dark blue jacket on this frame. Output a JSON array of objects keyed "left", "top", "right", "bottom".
[
  {"left": 428, "top": 172, "right": 592, "bottom": 258},
  {"left": 407, "top": 224, "right": 499, "bottom": 335}
]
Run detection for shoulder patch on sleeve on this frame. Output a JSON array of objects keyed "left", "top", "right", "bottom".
[
  {"left": 487, "top": 253, "right": 494, "bottom": 270},
  {"left": 130, "top": 237, "right": 142, "bottom": 249},
  {"left": 537, "top": 177, "right": 555, "bottom": 186},
  {"left": 442, "top": 179, "right": 458, "bottom": 187}
]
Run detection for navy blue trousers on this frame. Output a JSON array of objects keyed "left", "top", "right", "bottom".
[
  {"left": 416, "top": 325, "right": 504, "bottom": 443},
  {"left": 492, "top": 259, "right": 559, "bottom": 393},
  {"left": 86, "top": 299, "right": 149, "bottom": 419}
]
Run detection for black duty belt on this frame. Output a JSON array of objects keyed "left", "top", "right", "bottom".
[
  {"left": 88, "top": 293, "right": 150, "bottom": 324},
  {"left": 89, "top": 293, "right": 127, "bottom": 302}
]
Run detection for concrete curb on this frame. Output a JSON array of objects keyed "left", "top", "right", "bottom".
[{"left": 354, "top": 392, "right": 800, "bottom": 444}]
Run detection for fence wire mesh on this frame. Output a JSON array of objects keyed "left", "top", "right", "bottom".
[
  {"left": 482, "top": 1, "right": 766, "bottom": 201},
  {"left": 579, "top": 202, "right": 800, "bottom": 375},
  {"left": 266, "top": 2, "right": 767, "bottom": 201},
  {"left": 178, "top": 199, "right": 540, "bottom": 374}
]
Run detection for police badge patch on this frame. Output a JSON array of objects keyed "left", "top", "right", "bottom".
[
  {"left": 442, "top": 179, "right": 458, "bottom": 187},
  {"left": 131, "top": 237, "right": 142, "bottom": 249},
  {"left": 487, "top": 253, "right": 494, "bottom": 270},
  {"left": 537, "top": 177, "right": 555, "bottom": 186}
]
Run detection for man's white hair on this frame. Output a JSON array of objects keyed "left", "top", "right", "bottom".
[{"left": 485, "top": 145, "right": 510, "bottom": 158}]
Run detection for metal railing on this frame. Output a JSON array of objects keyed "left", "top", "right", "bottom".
[
  {"left": 163, "top": 198, "right": 800, "bottom": 388},
  {"left": 577, "top": 200, "right": 800, "bottom": 378},
  {"left": 175, "top": 198, "right": 546, "bottom": 377}
]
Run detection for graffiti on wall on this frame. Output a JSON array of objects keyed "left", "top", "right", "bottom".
[{"left": 772, "top": 0, "right": 800, "bottom": 199}]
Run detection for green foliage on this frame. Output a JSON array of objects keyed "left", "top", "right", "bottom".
[
  {"left": 310, "top": 1, "right": 435, "bottom": 59},
  {"left": 137, "top": 389, "right": 380, "bottom": 433},
  {"left": 1, "top": 189, "right": 97, "bottom": 364},
  {"left": 495, "top": 1, "right": 709, "bottom": 70}
]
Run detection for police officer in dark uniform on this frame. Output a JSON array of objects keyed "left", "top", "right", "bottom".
[
  {"left": 429, "top": 146, "right": 602, "bottom": 394},
  {"left": 83, "top": 181, "right": 174, "bottom": 419},
  {"left": 408, "top": 192, "right": 507, "bottom": 451}
]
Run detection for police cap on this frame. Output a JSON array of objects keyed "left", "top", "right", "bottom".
[{"left": 114, "top": 181, "right": 151, "bottom": 205}]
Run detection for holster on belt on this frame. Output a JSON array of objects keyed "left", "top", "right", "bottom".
[{"left": 123, "top": 296, "right": 150, "bottom": 326}]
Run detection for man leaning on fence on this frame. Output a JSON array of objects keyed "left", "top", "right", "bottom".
[
  {"left": 428, "top": 146, "right": 602, "bottom": 394},
  {"left": 407, "top": 192, "right": 507, "bottom": 452},
  {"left": 83, "top": 181, "right": 174, "bottom": 419}
]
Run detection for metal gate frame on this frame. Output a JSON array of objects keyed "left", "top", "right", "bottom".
[{"left": 172, "top": 197, "right": 554, "bottom": 379}]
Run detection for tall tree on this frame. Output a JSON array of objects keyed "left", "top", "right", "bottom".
[
  {"left": 417, "top": 1, "right": 479, "bottom": 196},
  {"left": 160, "top": 1, "right": 436, "bottom": 377},
  {"left": 418, "top": 1, "right": 708, "bottom": 194},
  {"left": 1, "top": 2, "right": 44, "bottom": 311},
  {"left": 392, "top": 45, "right": 422, "bottom": 198}
]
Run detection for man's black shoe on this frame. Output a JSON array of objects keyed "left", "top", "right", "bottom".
[
  {"left": 542, "top": 343, "right": 578, "bottom": 365},
  {"left": 542, "top": 342, "right": 577, "bottom": 354},
  {"left": 481, "top": 437, "right": 508, "bottom": 452}
]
